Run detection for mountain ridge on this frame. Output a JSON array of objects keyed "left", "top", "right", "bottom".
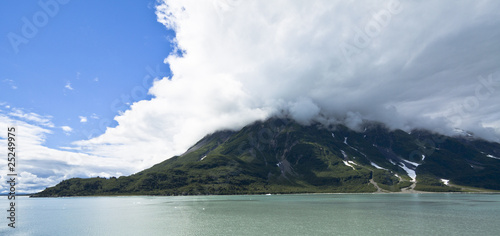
[{"left": 32, "top": 118, "right": 500, "bottom": 197}]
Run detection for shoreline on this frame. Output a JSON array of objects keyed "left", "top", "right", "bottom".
[{"left": 27, "top": 190, "right": 500, "bottom": 198}]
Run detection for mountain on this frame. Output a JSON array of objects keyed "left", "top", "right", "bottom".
[{"left": 32, "top": 118, "right": 500, "bottom": 197}]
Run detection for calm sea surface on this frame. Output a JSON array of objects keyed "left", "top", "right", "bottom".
[{"left": 1, "top": 194, "right": 499, "bottom": 235}]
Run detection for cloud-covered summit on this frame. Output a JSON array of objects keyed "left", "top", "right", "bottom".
[{"left": 78, "top": 0, "right": 500, "bottom": 171}]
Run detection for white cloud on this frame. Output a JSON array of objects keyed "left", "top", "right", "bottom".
[
  {"left": 289, "top": 97, "right": 320, "bottom": 125},
  {"left": 79, "top": 116, "right": 88, "bottom": 123},
  {"left": 65, "top": 81, "right": 73, "bottom": 90},
  {"left": 2, "top": 79, "right": 17, "bottom": 89},
  {"left": 153, "top": 0, "right": 500, "bottom": 138},
  {"left": 0, "top": 114, "right": 131, "bottom": 194},
  {"left": 61, "top": 126, "right": 73, "bottom": 133},
  {"left": 8, "top": 108, "right": 54, "bottom": 128},
  {"left": 72, "top": 0, "right": 500, "bottom": 173}
]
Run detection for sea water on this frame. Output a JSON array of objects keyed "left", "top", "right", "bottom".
[{"left": 1, "top": 193, "right": 499, "bottom": 235}]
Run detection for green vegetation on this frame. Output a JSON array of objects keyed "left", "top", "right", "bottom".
[
  {"left": 414, "top": 175, "right": 462, "bottom": 192},
  {"left": 32, "top": 118, "right": 500, "bottom": 197},
  {"left": 372, "top": 169, "right": 403, "bottom": 192}
]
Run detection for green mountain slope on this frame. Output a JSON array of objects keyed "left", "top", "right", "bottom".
[{"left": 32, "top": 118, "right": 500, "bottom": 197}]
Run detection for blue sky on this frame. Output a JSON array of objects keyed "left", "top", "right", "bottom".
[
  {"left": 1, "top": 0, "right": 172, "bottom": 149},
  {"left": 1, "top": 0, "right": 500, "bottom": 194}
]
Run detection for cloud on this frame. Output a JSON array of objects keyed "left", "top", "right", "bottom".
[
  {"left": 154, "top": 0, "right": 500, "bottom": 138},
  {"left": 0, "top": 113, "right": 131, "bottom": 194},
  {"left": 8, "top": 108, "right": 54, "bottom": 128},
  {"left": 289, "top": 97, "right": 320, "bottom": 125},
  {"left": 65, "top": 81, "right": 73, "bottom": 90},
  {"left": 79, "top": 116, "right": 88, "bottom": 123},
  {"left": 71, "top": 0, "right": 500, "bottom": 173},
  {"left": 61, "top": 125, "right": 73, "bottom": 134},
  {"left": 2, "top": 79, "right": 17, "bottom": 89}
]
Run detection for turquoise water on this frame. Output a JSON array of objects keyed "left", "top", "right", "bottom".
[{"left": 1, "top": 194, "right": 499, "bottom": 235}]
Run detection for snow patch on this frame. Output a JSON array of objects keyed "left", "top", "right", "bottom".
[
  {"left": 340, "top": 137, "right": 367, "bottom": 157},
  {"left": 441, "top": 179, "right": 450, "bottom": 186},
  {"left": 403, "top": 159, "right": 420, "bottom": 167},
  {"left": 331, "top": 133, "right": 335, "bottom": 138},
  {"left": 340, "top": 150, "right": 348, "bottom": 159},
  {"left": 200, "top": 155, "right": 207, "bottom": 161},
  {"left": 348, "top": 161, "right": 357, "bottom": 166},
  {"left": 487, "top": 154, "right": 500, "bottom": 160},
  {"left": 399, "top": 163, "right": 417, "bottom": 182},
  {"left": 388, "top": 159, "right": 396, "bottom": 165},
  {"left": 343, "top": 161, "right": 355, "bottom": 170},
  {"left": 422, "top": 155, "right": 426, "bottom": 161},
  {"left": 370, "top": 162, "right": 386, "bottom": 170}
]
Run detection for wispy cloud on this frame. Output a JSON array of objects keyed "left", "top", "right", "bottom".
[
  {"left": 2, "top": 79, "right": 17, "bottom": 89},
  {"left": 79, "top": 116, "right": 88, "bottom": 123},
  {"left": 65, "top": 81, "right": 73, "bottom": 90},
  {"left": 8, "top": 108, "right": 54, "bottom": 128},
  {"left": 61, "top": 125, "right": 73, "bottom": 134}
]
